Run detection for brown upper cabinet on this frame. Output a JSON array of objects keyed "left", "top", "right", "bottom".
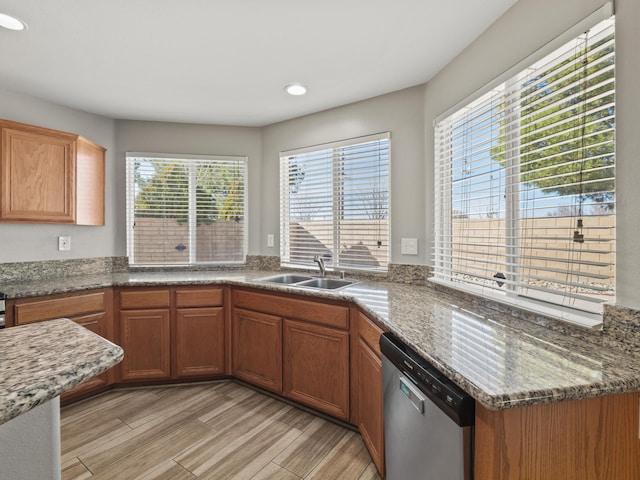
[{"left": 0, "top": 119, "right": 105, "bottom": 225}]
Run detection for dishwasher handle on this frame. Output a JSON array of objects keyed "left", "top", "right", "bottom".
[{"left": 399, "top": 375, "right": 425, "bottom": 414}]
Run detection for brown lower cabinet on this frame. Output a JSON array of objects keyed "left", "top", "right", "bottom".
[
  {"left": 356, "top": 312, "right": 385, "bottom": 477},
  {"left": 118, "top": 287, "right": 225, "bottom": 382},
  {"left": 232, "top": 307, "right": 282, "bottom": 392},
  {"left": 175, "top": 307, "right": 225, "bottom": 377},
  {"left": 120, "top": 308, "right": 171, "bottom": 381},
  {"left": 475, "top": 391, "right": 640, "bottom": 480},
  {"left": 231, "top": 288, "right": 351, "bottom": 421},
  {"left": 284, "top": 319, "right": 350, "bottom": 420}
]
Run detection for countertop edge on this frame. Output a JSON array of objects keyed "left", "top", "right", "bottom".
[{"left": 0, "top": 318, "right": 124, "bottom": 425}]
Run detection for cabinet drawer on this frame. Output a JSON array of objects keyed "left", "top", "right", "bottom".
[
  {"left": 175, "top": 288, "right": 223, "bottom": 308},
  {"left": 120, "top": 289, "right": 170, "bottom": 309},
  {"left": 14, "top": 291, "right": 106, "bottom": 325},
  {"left": 358, "top": 311, "right": 385, "bottom": 357},
  {"left": 71, "top": 312, "right": 105, "bottom": 330},
  {"left": 233, "top": 289, "right": 349, "bottom": 329}
]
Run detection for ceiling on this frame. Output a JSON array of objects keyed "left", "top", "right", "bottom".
[{"left": 0, "top": 0, "right": 518, "bottom": 127}]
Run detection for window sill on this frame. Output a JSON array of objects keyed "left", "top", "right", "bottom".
[{"left": 428, "top": 277, "right": 604, "bottom": 330}]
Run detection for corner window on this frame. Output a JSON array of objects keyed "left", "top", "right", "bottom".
[
  {"left": 126, "top": 153, "right": 247, "bottom": 266},
  {"left": 433, "top": 15, "right": 615, "bottom": 327},
  {"left": 280, "top": 133, "right": 390, "bottom": 272}
]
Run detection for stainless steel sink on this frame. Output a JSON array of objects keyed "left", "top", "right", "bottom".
[
  {"left": 296, "top": 278, "right": 357, "bottom": 290},
  {"left": 257, "top": 274, "right": 357, "bottom": 290},
  {"left": 257, "top": 274, "right": 314, "bottom": 284}
]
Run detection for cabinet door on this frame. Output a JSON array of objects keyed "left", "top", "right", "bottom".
[
  {"left": 75, "top": 136, "right": 105, "bottom": 226},
  {"left": 175, "top": 307, "right": 225, "bottom": 378},
  {"left": 120, "top": 309, "right": 171, "bottom": 381},
  {"left": 61, "top": 312, "right": 111, "bottom": 401},
  {"left": 358, "top": 338, "right": 385, "bottom": 476},
  {"left": 283, "top": 319, "right": 350, "bottom": 420},
  {"left": 1, "top": 124, "right": 76, "bottom": 223},
  {"left": 232, "top": 308, "right": 282, "bottom": 393}
]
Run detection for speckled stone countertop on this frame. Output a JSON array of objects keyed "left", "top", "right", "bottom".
[
  {"left": 0, "top": 318, "right": 124, "bottom": 424},
  {"left": 2, "top": 270, "right": 639, "bottom": 411}
]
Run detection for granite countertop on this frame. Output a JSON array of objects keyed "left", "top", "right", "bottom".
[
  {"left": 2, "top": 270, "right": 639, "bottom": 411},
  {"left": 0, "top": 318, "right": 124, "bottom": 424}
]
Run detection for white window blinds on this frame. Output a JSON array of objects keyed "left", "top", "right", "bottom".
[
  {"left": 433, "top": 15, "right": 615, "bottom": 327},
  {"left": 280, "top": 133, "right": 390, "bottom": 272},
  {"left": 126, "top": 153, "right": 247, "bottom": 266}
]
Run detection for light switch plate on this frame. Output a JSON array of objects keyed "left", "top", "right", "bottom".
[
  {"left": 401, "top": 237, "right": 418, "bottom": 255},
  {"left": 267, "top": 234, "right": 275, "bottom": 248}
]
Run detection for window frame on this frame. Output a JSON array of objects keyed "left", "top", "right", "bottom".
[
  {"left": 125, "top": 152, "right": 248, "bottom": 267},
  {"left": 279, "top": 132, "right": 391, "bottom": 273},
  {"left": 432, "top": 5, "right": 615, "bottom": 329}
]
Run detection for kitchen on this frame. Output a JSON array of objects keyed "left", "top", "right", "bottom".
[{"left": 1, "top": 0, "right": 640, "bottom": 479}]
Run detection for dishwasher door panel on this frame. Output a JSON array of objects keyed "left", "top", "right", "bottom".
[{"left": 382, "top": 356, "right": 471, "bottom": 480}]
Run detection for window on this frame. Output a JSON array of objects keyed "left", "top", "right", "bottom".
[
  {"left": 126, "top": 153, "right": 247, "bottom": 266},
  {"left": 280, "top": 133, "right": 390, "bottom": 272},
  {"left": 433, "top": 12, "right": 614, "bottom": 327}
]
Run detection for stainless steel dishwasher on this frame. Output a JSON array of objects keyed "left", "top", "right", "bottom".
[{"left": 381, "top": 332, "right": 475, "bottom": 480}]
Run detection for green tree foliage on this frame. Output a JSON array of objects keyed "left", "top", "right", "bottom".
[
  {"left": 493, "top": 32, "right": 615, "bottom": 211},
  {"left": 134, "top": 159, "right": 244, "bottom": 225}
]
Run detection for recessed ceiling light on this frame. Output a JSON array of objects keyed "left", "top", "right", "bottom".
[
  {"left": 285, "top": 84, "right": 307, "bottom": 96},
  {"left": 0, "top": 13, "right": 27, "bottom": 31}
]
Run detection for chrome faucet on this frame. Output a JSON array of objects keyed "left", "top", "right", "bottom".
[{"left": 313, "top": 255, "right": 326, "bottom": 277}]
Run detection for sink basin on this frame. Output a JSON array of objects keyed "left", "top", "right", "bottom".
[
  {"left": 296, "top": 278, "right": 357, "bottom": 290},
  {"left": 257, "top": 274, "right": 357, "bottom": 290},
  {"left": 257, "top": 274, "right": 313, "bottom": 284}
]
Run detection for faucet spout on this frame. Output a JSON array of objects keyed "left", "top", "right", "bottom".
[{"left": 313, "top": 255, "right": 326, "bottom": 277}]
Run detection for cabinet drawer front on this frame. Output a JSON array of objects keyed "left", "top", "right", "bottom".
[
  {"left": 14, "top": 292, "right": 105, "bottom": 325},
  {"left": 120, "top": 290, "right": 170, "bottom": 309},
  {"left": 233, "top": 289, "right": 349, "bottom": 329},
  {"left": 358, "top": 311, "right": 385, "bottom": 357},
  {"left": 71, "top": 312, "right": 105, "bottom": 331},
  {"left": 175, "top": 288, "right": 223, "bottom": 308}
]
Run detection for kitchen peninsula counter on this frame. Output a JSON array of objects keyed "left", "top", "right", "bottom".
[
  {"left": 1, "top": 269, "right": 639, "bottom": 411},
  {"left": 0, "top": 318, "right": 124, "bottom": 424}
]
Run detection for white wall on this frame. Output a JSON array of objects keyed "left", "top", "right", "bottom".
[
  {"left": 0, "top": 89, "right": 117, "bottom": 262},
  {"left": 115, "top": 88, "right": 426, "bottom": 265},
  {"left": 114, "top": 120, "right": 263, "bottom": 254},
  {"left": 261, "top": 86, "right": 426, "bottom": 264},
  {"left": 423, "top": 0, "right": 640, "bottom": 310},
  {"left": 612, "top": 0, "right": 640, "bottom": 309}
]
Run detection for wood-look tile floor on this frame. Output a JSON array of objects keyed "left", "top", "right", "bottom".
[{"left": 60, "top": 381, "right": 382, "bottom": 480}]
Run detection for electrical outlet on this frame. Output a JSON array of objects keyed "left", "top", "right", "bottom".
[
  {"left": 58, "top": 236, "right": 71, "bottom": 251},
  {"left": 267, "top": 234, "right": 275, "bottom": 248},
  {"left": 401, "top": 237, "right": 418, "bottom": 255}
]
